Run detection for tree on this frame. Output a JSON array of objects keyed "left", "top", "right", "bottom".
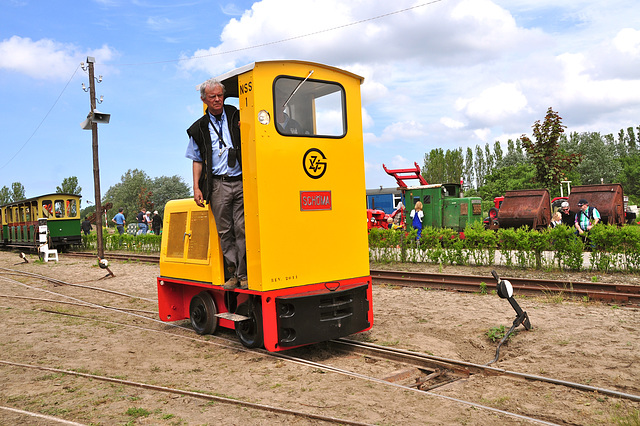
[
  {"left": 484, "top": 143, "right": 495, "bottom": 176},
  {"left": 149, "top": 176, "right": 191, "bottom": 216},
  {"left": 80, "top": 204, "right": 96, "bottom": 221},
  {"left": 56, "top": 176, "right": 82, "bottom": 195},
  {"left": 444, "top": 148, "right": 464, "bottom": 184},
  {"left": 10, "top": 182, "right": 25, "bottom": 202},
  {"left": 102, "top": 169, "right": 192, "bottom": 224},
  {"left": 493, "top": 141, "right": 503, "bottom": 167},
  {"left": 617, "top": 154, "right": 640, "bottom": 201},
  {"left": 103, "top": 169, "right": 153, "bottom": 224},
  {"left": 422, "top": 148, "right": 446, "bottom": 183},
  {"left": 500, "top": 139, "right": 528, "bottom": 168},
  {"left": 562, "top": 131, "right": 619, "bottom": 186},
  {"left": 479, "top": 163, "right": 538, "bottom": 201},
  {"left": 0, "top": 186, "right": 11, "bottom": 205},
  {"left": 423, "top": 148, "right": 463, "bottom": 184},
  {"left": 520, "top": 107, "right": 581, "bottom": 189},
  {"left": 474, "top": 145, "right": 486, "bottom": 187},
  {"left": 464, "top": 147, "right": 474, "bottom": 190}
]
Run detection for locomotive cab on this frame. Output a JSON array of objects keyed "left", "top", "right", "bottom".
[{"left": 157, "top": 61, "right": 373, "bottom": 351}]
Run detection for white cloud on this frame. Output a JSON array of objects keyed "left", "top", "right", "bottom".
[
  {"left": 179, "top": 0, "right": 545, "bottom": 75},
  {"left": 380, "top": 121, "right": 427, "bottom": 142},
  {"left": 361, "top": 107, "right": 374, "bottom": 130},
  {"left": 474, "top": 128, "right": 491, "bottom": 141},
  {"left": 0, "top": 36, "right": 116, "bottom": 80},
  {"left": 440, "top": 117, "right": 465, "bottom": 129},
  {"left": 613, "top": 28, "right": 640, "bottom": 56},
  {"left": 455, "top": 83, "right": 528, "bottom": 126}
]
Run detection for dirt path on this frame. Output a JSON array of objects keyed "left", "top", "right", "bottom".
[{"left": 0, "top": 252, "right": 638, "bottom": 425}]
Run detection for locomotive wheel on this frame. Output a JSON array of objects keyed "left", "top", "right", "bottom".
[
  {"left": 235, "top": 300, "right": 264, "bottom": 349},
  {"left": 189, "top": 291, "right": 218, "bottom": 335}
]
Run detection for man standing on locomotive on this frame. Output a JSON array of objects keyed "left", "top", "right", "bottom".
[{"left": 185, "top": 78, "right": 247, "bottom": 290}]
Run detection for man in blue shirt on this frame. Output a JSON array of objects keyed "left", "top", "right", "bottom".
[
  {"left": 111, "top": 208, "right": 126, "bottom": 235},
  {"left": 186, "top": 78, "right": 247, "bottom": 290}
]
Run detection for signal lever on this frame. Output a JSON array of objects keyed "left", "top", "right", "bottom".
[{"left": 486, "top": 270, "right": 532, "bottom": 365}]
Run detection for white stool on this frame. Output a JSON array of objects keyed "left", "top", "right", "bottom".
[{"left": 39, "top": 243, "right": 59, "bottom": 263}]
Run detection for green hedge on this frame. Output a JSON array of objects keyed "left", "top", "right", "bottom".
[
  {"left": 81, "top": 231, "right": 161, "bottom": 254},
  {"left": 369, "top": 222, "right": 640, "bottom": 273}
]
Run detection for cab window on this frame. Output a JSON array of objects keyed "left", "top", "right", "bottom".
[
  {"left": 273, "top": 76, "right": 346, "bottom": 137},
  {"left": 42, "top": 200, "right": 53, "bottom": 218},
  {"left": 54, "top": 200, "right": 65, "bottom": 218},
  {"left": 67, "top": 199, "right": 77, "bottom": 217}
]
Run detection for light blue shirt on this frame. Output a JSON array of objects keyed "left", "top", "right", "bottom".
[
  {"left": 185, "top": 109, "right": 242, "bottom": 177},
  {"left": 113, "top": 212, "right": 125, "bottom": 225}
]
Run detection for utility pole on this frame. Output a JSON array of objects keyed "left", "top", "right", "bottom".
[
  {"left": 88, "top": 58, "right": 104, "bottom": 258},
  {"left": 81, "top": 56, "right": 109, "bottom": 259}
]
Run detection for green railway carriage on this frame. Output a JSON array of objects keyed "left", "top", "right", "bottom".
[{"left": 0, "top": 193, "right": 82, "bottom": 249}]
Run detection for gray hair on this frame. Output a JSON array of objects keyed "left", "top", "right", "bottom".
[{"left": 199, "top": 78, "right": 225, "bottom": 99}]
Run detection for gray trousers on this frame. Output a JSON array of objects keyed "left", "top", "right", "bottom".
[{"left": 210, "top": 179, "right": 247, "bottom": 280}]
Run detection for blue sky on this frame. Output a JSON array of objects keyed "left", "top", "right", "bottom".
[{"left": 1, "top": 0, "right": 640, "bottom": 206}]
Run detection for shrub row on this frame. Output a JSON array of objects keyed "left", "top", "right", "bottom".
[
  {"left": 81, "top": 231, "right": 161, "bottom": 254},
  {"left": 369, "top": 221, "right": 640, "bottom": 272}
]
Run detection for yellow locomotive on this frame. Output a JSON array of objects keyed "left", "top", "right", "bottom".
[{"left": 157, "top": 60, "right": 372, "bottom": 351}]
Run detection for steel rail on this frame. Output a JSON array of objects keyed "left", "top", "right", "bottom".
[
  {"left": 0, "top": 405, "right": 86, "bottom": 426},
  {"left": 0, "top": 267, "right": 157, "bottom": 303},
  {"left": 2, "top": 302, "right": 551, "bottom": 424},
  {"left": 5, "top": 259, "right": 638, "bottom": 420},
  {"left": 3, "top": 277, "right": 559, "bottom": 424},
  {"left": 64, "top": 251, "right": 159, "bottom": 263},
  {"left": 61, "top": 253, "right": 640, "bottom": 304},
  {"left": 331, "top": 338, "right": 640, "bottom": 403},
  {"left": 0, "top": 360, "right": 371, "bottom": 426},
  {"left": 371, "top": 269, "right": 640, "bottom": 305}
]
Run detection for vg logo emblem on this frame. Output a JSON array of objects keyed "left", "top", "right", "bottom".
[{"left": 302, "top": 148, "right": 327, "bottom": 179}]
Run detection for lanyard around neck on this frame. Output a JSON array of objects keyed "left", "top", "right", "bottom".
[{"left": 209, "top": 115, "right": 226, "bottom": 150}]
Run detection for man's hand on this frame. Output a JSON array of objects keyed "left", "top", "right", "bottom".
[
  {"left": 194, "top": 188, "right": 204, "bottom": 207},
  {"left": 192, "top": 161, "right": 204, "bottom": 207}
]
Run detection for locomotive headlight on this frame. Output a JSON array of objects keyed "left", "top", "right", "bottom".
[{"left": 258, "top": 110, "right": 270, "bottom": 125}]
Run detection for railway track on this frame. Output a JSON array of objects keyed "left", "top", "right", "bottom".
[
  {"left": 64, "top": 251, "right": 160, "bottom": 263},
  {"left": 371, "top": 269, "right": 640, "bottom": 305},
  {"left": 63, "top": 251, "right": 640, "bottom": 305},
  {"left": 2, "top": 266, "right": 639, "bottom": 425}
]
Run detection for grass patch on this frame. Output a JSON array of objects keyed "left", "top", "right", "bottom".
[{"left": 486, "top": 325, "right": 518, "bottom": 343}]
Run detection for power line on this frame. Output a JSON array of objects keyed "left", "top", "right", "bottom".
[
  {"left": 109, "top": 0, "right": 445, "bottom": 66},
  {"left": 0, "top": 0, "right": 445, "bottom": 172},
  {"left": 0, "top": 64, "right": 81, "bottom": 172}
]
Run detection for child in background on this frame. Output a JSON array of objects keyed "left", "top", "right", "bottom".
[
  {"left": 410, "top": 201, "right": 424, "bottom": 239},
  {"left": 550, "top": 211, "right": 562, "bottom": 228}
]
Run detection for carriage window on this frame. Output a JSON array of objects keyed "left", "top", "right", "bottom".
[
  {"left": 67, "top": 199, "right": 77, "bottom": 217},
  {"left": 25, "top": 207, "right": 31, "bottom": 222},
  {"left": 42, "top": 200, "right": 53, "bottom": 218},
  {"left": 274, "top": 76, "right": 346, "bottom": 137},
  {"left": 54, "top": 200, "right": 65, "bottom": 218}
]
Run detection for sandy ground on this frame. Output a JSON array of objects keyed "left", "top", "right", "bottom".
[{"left": 0, "top": 251, "right": 639, "bottom": 425}]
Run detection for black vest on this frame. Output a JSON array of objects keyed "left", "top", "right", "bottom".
[{"left": 186, "top": 105, "right": 241, "bottom": 204}]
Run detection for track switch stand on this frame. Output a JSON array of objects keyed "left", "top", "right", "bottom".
[{"left": 487, "top": 270, "right": 532, "bottom": 365}]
